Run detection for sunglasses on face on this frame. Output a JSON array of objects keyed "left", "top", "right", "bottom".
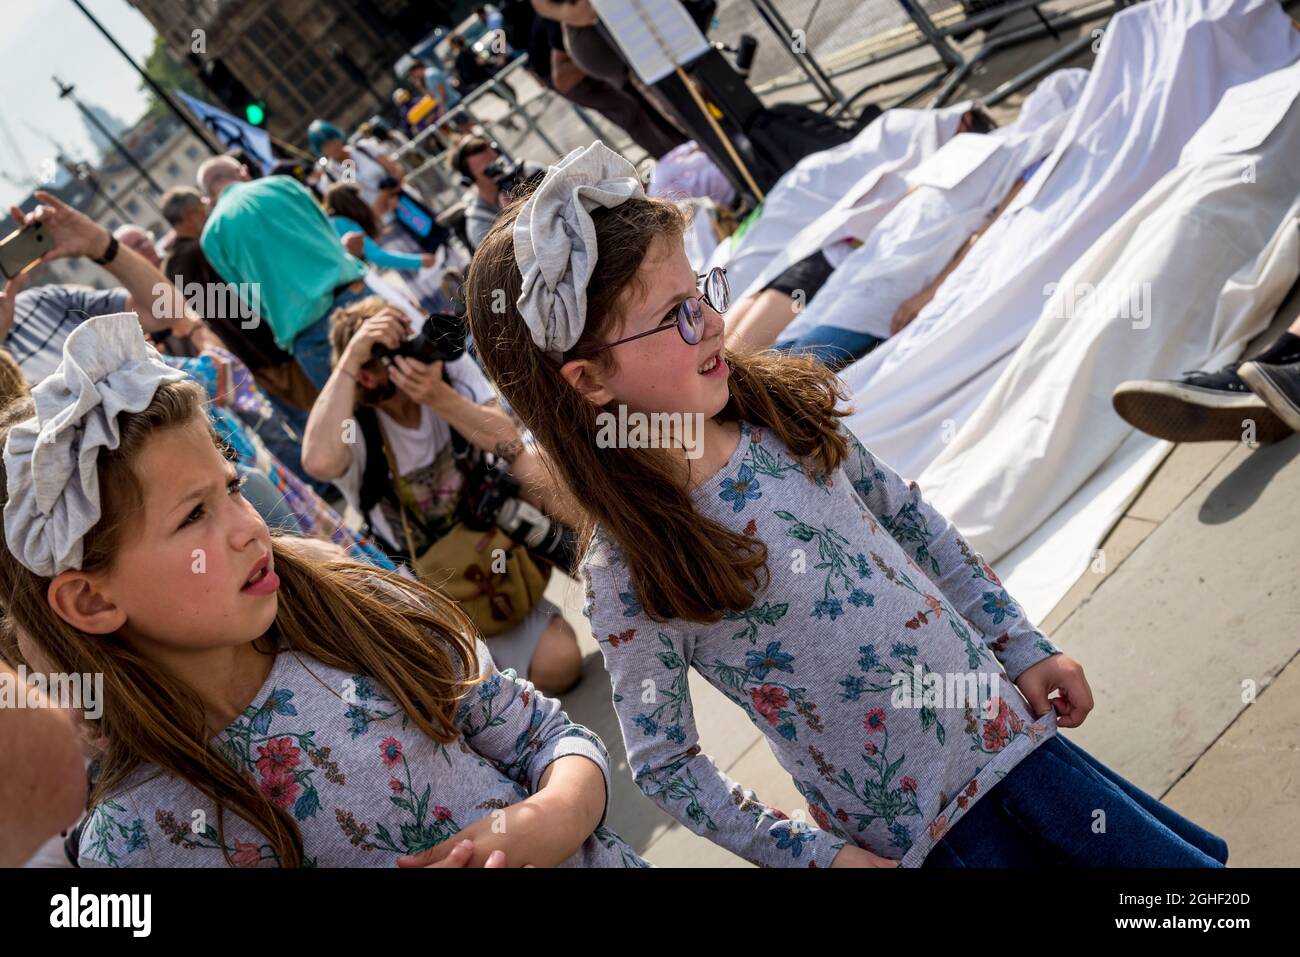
[{"left": 595, "top": 267, "right": 730, "bottom": 352}]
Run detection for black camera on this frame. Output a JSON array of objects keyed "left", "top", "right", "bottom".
[
  {"left": 458, "top": 455, "right": 579, "bottom": 573},
  {"left": 482, "top": 157, "right": 544, "bottom": 199},
  {"left": 371, "top": 311, "right": 467, "bottom": 365},
  {"left": 482, "top": 156, "right": 525, "bottom": 194}
]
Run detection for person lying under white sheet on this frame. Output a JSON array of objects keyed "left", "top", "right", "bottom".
[
  {"left": 838, "top": 0, "right": 1300, "bottom": 483},
  {"left": 758, "top": 67, "right": 1088, "bottom": 369},
  {"left": 710, "top": 101, "right": 990, "bottom": 341},
  {"left": 922, "top": 57, "right": 1300, "bottom": 591}
]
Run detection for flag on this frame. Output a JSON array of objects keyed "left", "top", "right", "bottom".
[{"left": 176, "top": 91, "right": 275, "bottom": 174}]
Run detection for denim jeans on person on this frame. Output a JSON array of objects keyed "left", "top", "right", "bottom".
[
  {"left": 922, "top": 733, "right": 1229, "bottom": 867},
  {"left": 291, "top": 283, "right": 372, "bottom": 390},
  {"left": 775, "top": 325, "right": 881, "bottom": 372}
]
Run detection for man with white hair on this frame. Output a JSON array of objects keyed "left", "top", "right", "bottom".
[
  {"left": 197, "top": 155, "right": 370, "bottom": 389},
  {"left": 112, "top": 223, "right": 161, "bottom": 268}
]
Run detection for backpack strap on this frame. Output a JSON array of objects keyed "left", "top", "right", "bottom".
[
  {"left": 354, "top": 404, "right": 443, "bottom": 559},
  {"left": 354, "top": 405, "right": 391, "bottom": 519}
]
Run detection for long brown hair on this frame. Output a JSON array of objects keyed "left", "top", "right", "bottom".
[
  {"left": 0, "top": 384, "right": 479, "bottom": 867},
  {"left": 465, "top": 193, "right": 849, "bottom": 624},
  {"left": 323, "top": 181, "right": 380, "bottom": 239}
]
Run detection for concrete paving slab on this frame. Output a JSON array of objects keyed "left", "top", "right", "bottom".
[
  {"left": 642, "top": 734, "right": 810, "bottom": 867},
  {"left": 1125, "top": 443, "right": 1236, "bottom": 525},
  {"left": 1160, "top": 652, "right": 1300, "bottom": 867},
  {"left": 1039, "top": 515, "right": 1158, "bottom": 635},
  {"left": 1056, "top": 432, "right": 1300, "bottom": 800}
]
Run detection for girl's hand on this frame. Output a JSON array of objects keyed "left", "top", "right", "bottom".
[
  {"left": 830, "top": 844, "right": 900, "bottom": 867},
  {"left": 1014, "top": 654, "right": 1093, "bottom": 728},
  {"left": 395, "top": 799, "right": 557, "bottom": 868},
  {"left": 404, "top": 839, "right": 514, "bottom": 868},
  {"left": 341, "top": 231, "right": 367, "bottom": 258}
]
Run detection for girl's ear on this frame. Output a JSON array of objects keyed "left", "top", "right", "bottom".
[
  {"left": 47, "top": 573, "right": 126, "bottom": 636},
  {"left": 559, "top": 358, "right": 616, "bottom": 407}
]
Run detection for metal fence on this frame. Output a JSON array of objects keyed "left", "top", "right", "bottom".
[
  {"left": 386, "top": 0, "right": 1136, "bottom": 210},
  {"left": 714, "top": 0, "right": 1123, "bottom": 113},
  {"left": 387, "top": 53, "right": 648, "bottom": 212}
]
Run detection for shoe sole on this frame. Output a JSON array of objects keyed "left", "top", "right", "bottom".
[
  {"left": 1239, "top": 361, "right": 1300, "bottom": 433},
  {"left": 1112, "top": 380, "right": 1292, "bottom": 444}
]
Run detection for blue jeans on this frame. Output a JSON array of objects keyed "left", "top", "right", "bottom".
[
  {"left": 291, "top": 283, "right": 371, "bottom": 390},
  {"left": 922, "top": 734, "right": 1228, "bottom": 868},
  {"left": 775, "top": 325, "right": 881, "bottom": 372}
]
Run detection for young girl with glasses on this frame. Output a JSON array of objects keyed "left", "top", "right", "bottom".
[{"left": 461, "top": 140, "right": 1230, "bottom": 868}]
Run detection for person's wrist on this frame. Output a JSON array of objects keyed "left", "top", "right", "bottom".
[
  {"left": 338, "top": 348, "right": 366, "bottom": 379},
  {"left": 88, "top": 226, "right": 114, "bottom": 263},
  {"left": 420, "top": 380, "right": 455, "bottom": 410}
]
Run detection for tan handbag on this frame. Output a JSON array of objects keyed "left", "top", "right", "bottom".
[{"left": 380, "top": 429, "right": 546, "bottom": 637}]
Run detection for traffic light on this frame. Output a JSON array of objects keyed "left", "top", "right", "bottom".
[{"left": 190, "top": 55, "right": 267, "bottom": 127}]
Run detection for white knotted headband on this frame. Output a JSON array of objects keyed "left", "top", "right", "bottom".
[
  {"left": 3, "top": 313, "right": 188, "bottom": 577},
  {"left": 512, "top": 140, "right": 646, "bottom": 362}
]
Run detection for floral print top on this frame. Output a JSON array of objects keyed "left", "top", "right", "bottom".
[
  {"left": 77, "top": 639, "right": 647, "bottom": 868},
  {"left": 582, "top": 422, "right": 1060, "bottom": 868}
]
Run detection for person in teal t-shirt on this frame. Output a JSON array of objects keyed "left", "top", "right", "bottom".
[{"left": 198, "top": 155, "right": 369, "bottom": 389}]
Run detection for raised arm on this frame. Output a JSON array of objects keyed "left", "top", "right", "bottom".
[
  {"left": 12, "top": 192, "right": 213, "bottom": 346},
  {"left": 301, "top": 309, "right": 411, "bottom": 481}
]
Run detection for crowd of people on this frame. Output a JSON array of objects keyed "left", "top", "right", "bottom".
[{"left": 1, "top": 0, "right": 1296, "bottom": 873}]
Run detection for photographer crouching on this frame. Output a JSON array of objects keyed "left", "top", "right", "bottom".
[{"left": 301, "top": 295, "right": 584, "bottom": 693}]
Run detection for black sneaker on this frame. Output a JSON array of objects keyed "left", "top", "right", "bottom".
[
  {"left": 1112, "top": 362, "right": 1292, "bottom": 443},
  {"left": 1239, "top": 358, "right": 1300, "bottom": 434}
]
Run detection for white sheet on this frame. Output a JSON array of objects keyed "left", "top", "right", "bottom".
[
  {"left": 708, "top": 102, "right": 971, "bottom": 299},
  {"left": 839, "top": 0, "right": 1300, "bottom": 484},
  {"left": 780, "top": 68, "right": 1088, "bottom": 342},
  {"left": 921, "top": 63, "right": 1300, "bottom": 622}
]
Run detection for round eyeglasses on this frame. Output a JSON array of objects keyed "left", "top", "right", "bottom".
[{"left": 595, "top": 267, "right": 729, "bottom": 352}]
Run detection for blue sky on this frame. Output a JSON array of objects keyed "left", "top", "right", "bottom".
[{"left": 0, "top": 0, "right": 157, "bottom": 208}]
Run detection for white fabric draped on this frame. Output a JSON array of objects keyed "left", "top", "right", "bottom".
[
  {"left": 839, "top": 0, "right": 1300, "bottom": 483},
  {"left": 780, "top": 68, "right": 1088, "bottom": 342},
  {"left": 708, "top": 102, "right": 971, "bottom": 300},
  {"left": 922, "top": 59, "right": 1300, "bottom": 621}
]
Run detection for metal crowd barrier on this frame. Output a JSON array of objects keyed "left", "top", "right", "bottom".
[
  {"left": 388, "top": 53, "right": 640, "bottom": 212},
  {"left": 740, "top": 0, "right": 1129, "bottom": 115}
]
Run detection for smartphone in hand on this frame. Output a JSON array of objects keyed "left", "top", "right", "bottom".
[{"left": 0, "top": 223, "right": 50, "bottom": 280}]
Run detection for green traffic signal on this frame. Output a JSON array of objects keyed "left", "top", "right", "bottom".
[{"left": 244, "top": 101, "right": 266, "bottom": 126}]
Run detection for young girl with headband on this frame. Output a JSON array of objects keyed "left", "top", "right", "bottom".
[
  {"left": 464, "top": 139, "right": 1230, "bottom": 868},
  {"left": 0, "top": 313, "right": 644, "bottom": 868}
]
